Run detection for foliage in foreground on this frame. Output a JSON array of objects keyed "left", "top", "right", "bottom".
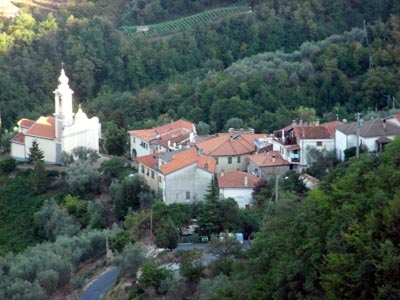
[
  {"left": 0, "top": 230, "right": 107, "bottom": 300},
  {"left": 205, "top": 137, "right": 400, "bottom": 299}
]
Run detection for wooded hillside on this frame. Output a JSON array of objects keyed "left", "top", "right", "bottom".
[{"left": 0, "top": 0, "right": 399, "bottom": 133}]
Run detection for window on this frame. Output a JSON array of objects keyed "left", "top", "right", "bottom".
[
  {"left": 186, "top": 191, "right": 190, "bottom": 200},
  {"left": 158, "top": 176, "right": 162, "bottom": 183},
  {"left": 151, "top": 171, "right": 154, "bottom": 179},
  {"left": 215, "top": 158, "right": 219, "bottom": 164},
  {"left": 237, "top": 156, "right": 241, "bottom": 163},
  {"left": 141, "top": 165, "right": 145, "bottom": 174},
  {"left": 316, "top": 141, "right": 322, "bottom": 146},
  {"left": 228, "top": 157, "right": 233, "bottom": 164},
  {"left": 132, "top": 137, "right": 136, "bottom": 143},
  {"left": 146, "top": 168, "right": 149, "bottom": 176}
]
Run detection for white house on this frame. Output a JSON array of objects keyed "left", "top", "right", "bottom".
[
  {"left": 216, "top": 170, "right": 260, "bottom": 208},
  {"left": 271, "top": 122, "right": 338, "bottom": 171},
  {"left": 10, "top": 69, "right": 101, "bottom": 164},
  {"left": 137, "top": 148, "right": 216, "bottom": 204},
  {"left": 128, "top": 119, "right": 196, "bottom": 159},
  {"left": 335, "top": 115, "right": 400, "bottom": 160}
]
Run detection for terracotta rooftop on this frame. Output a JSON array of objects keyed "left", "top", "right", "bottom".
[
  {"left": 217, "top": 170, "right": 260, "bottom": 189},
  {"left": 292, "top": 126, "right": 332, "bottom": 140},
  {"left": 248, "top": 151, "right": 289, "bottom": 167},
  {"left": 196, "top": 133, "right": 265, "bottom": 156},
  {"left": 136, "top": 153, "right": 159, "bottom": 169},
  {"left": 25, "top": 116, "right": 55, "bottom": 139},
  {"left": 336, "top": 117, "right": 400, "bottom": 137},
  {"left": 321, "top": 121, "right": 344, "bottom": 138},
  {"left": 11, "top": 132, "right": 24, "bottom": 144},
  {"left": 161, "top": 148, "right": 216, "bottom": 175},
  {"left": 18, "top": 118, "right": 35, "bottom": 128},
  {"left": 128, "top": 119, "right": 195, "bottom": 142}
]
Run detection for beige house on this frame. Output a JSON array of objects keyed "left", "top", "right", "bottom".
[{"left": 195, "top": 130, "right": 266, "bottom": 173}]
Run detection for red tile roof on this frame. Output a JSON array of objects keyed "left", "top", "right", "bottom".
[
  {"left": 248, "top": 151, "right": 289, "bottom": 167},
  {"left": 11, "top": 132, "right": 24, "bottom": 144},
  {"left": 217, "top": 170, "right": 260, "bottom": 188},
  {"left": 128, "top": 119, "right": 195, "bottom": 142},
  {"left": 25, "top": 116, "right": 55, "bottom": 139},
  {"left": 293, "top": 126, "right": 332, "bottom": 140},
  {"left": 161, "top": 148, "right": 216, "bottom": 175},
  {"left": 156, "top": 119, "right": 194, "bottom": 135},
  {"left": 18, "top": 118, "right": 35, "bottom": 128},
  {"left": 321, "top": 121, "right": 344, "bottom": 138},
  {"left": 136, "top": 153, "right": 159, "bottom": 169},
  {"left": 196, "top": 133, "right": 265, "bottom": 156}
]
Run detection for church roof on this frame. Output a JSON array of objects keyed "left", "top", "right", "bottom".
[
  {"left": 11, "top": 132, "right": 25, "bottom": 144},
  {"left": 18, "top": 118, "right": 35, "bottom": 128},
  {"left": 25, "top": 116, "right": 55, "bottom": 139}
]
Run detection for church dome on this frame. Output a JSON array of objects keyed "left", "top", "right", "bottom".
[
  {"left": 58, "top": 68, "right": 69, "bottom": 85},
  {"left": 74, "top": 105, "right": 88, "bottom": 122}
]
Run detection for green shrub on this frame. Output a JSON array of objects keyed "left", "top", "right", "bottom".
[{"left": 0, "top": 156, "right": 17, "bottom": 174}]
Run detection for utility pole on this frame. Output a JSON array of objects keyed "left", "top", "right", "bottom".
[
  {"left": 356, "top": 112, "right": 361, "bottom": 159},
  {"left": 150, "top": 207, "right": 153, "bottom": 238},
  {"left": 275, "top": 175, "right": 279, "bottom": 203}
]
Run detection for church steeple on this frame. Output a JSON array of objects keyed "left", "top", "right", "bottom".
[{"left": 54, "top": 68, "right": 74, "bottom": 140}]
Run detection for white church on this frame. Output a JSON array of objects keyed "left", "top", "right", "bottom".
[{"left": 10, "top": 69, "right": 101, "bottom": 164}]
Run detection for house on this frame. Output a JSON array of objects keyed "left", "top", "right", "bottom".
[
  {"left": 137, "top": 148, "right": 216, "bottom": 204},
  {"left": 136, "top": 26, "right": 149, "bottom": 32},
  {"left": 299, "top": 173, "right": 319, "bottom": 189},
  {"left": 195, "top": 129, "right": 266, "bottom": 173},
  {"left": 10, "top": 69, "right": 101, "bottom": 164},
  {"left": 335, "top": 115, "right": 400, "bottom": 160},
  {"left": 128, "top": 119, "right": 196, "bottom": 159},
  {"left": 216, "top": 170, "right": 260, "bottom": 208},
  {"left": 271, "top": 122, "right": 336, "bottom": 171},
  {"left": 247, "top": 150, "right": 290, "bottom": 181}
]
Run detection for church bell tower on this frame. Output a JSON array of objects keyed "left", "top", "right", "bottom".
[{"left": 54, "top": 68, "right": 74, "bottom": 141}]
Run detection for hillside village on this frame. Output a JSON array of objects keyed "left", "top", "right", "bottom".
[{"left": 1, "top": 0, "right": 400, "bottom": 299}]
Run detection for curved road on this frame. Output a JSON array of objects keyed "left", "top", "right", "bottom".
[{"left": 80, "top": 266, "right": 120, "bottom": 300}]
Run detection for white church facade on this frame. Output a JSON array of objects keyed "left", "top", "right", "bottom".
[{"left": 10, "top": 69, "right": 101, "bottom": 164}]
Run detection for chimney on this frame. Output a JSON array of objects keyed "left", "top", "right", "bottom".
[
  {"left": 316, "top": 119, "right": 320, "bottom": 126},
  {"left": 272, "top": 155, "right": 276, "bottom": 163},
  {"left": 244, "top": 175, "right": 248, "bottom": 187},
  {"left": 221, "top": 169, "right": 224, "bottom": 177},
  {"left": 299, "top": 119, "right": 303, "bottom": 125},
  {"left": 383, "top": 119, "right": 387, "bottom": 129},
  {"left": 282, "top": 129, "right": 285, "bottom": 142},
  {"left": 302, "top": 128, "right": 305, "bottom": 138}
]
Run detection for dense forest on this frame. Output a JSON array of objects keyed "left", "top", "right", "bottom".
[{"left": 0, "top": 0, "right": 399, "bottom": 133}]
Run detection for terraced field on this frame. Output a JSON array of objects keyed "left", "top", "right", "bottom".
[{"left": 121, "top": 5, "right": 252, "bottom": 37}]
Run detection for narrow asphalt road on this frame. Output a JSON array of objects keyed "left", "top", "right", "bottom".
[{"left": 80, "top": 266, "right": 120, "bottom": 300}]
